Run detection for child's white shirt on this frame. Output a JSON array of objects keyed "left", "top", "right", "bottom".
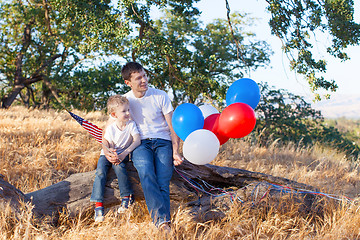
[{"left": 100, "top": 120, "right": 139, "bottom": 155}]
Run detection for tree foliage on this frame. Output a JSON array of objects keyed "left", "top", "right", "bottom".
[
  {"left": 133, "top": 11, "right": 271, "bottom": 105},
  {"left": 254, "top": 83, "right": 360, "bottom": 158},
  {"left": 0, "top": 0, "right": 272, "bottom": 109},
  {"left": 0, "top": 0, "right": 128, "bottom": 108},
  {"left": 53, "top": 61, "right": 129, "bottom": 111},
  {"left": 0, "top": 0, "right": 359, "bottom": 109},
  {"left": 265, "top": 0, "right": 360, "bottom": 99}
]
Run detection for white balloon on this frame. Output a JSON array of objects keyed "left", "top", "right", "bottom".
[
  {"left": 199, "top": 104, "right": 219, "bottom": 119},
  {"left": 183, "top": 129, "right": 220, "bottom": 165}
]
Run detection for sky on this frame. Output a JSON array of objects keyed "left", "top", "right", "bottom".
[{"left": 192, "top": 0, "right": 360, "bottom": 100}]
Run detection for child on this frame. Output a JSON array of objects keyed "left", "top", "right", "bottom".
[{"left": 90, "top": 95, "right": 141, "bottom": 222}]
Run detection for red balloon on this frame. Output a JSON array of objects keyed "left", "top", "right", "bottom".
[
  {"left": 218, "top": 103, "right": 256, "bottom": 138},
  {"left": 203, "top": 113, "right": 230, "bottom": 145}
]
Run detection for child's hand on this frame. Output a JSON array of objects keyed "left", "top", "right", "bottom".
[
  {"left": 105, "top": 148, "right": 119, "bottom": 164},
  {"left": 113, "top": 159, "right": 121, "bottom": 165}
]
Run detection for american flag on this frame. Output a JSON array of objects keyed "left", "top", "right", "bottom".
[{"left": 68, "top": 111, "right": 103, "bottom": 143}]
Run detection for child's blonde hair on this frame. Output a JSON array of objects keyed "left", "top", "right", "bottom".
[{"left": 107, "top": 95, "right": 129, "bottom": 114}]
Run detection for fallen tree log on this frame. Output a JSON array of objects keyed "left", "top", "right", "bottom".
[
  {"left": 0, "top": 174, "right": 38, "bottom": 218},
  {"left": 23, "top": 160, "right": 319, "bottom": 218}
]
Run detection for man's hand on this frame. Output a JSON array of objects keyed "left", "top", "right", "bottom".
[
  {"left": 164, "top": 112, "right": 183, "bottom": 166},
  {"left": 173, "top": 152, "right": 183, "bottom": 166},
  {"left": 117, "top": 152, "right": 127, "bottom": 163}
]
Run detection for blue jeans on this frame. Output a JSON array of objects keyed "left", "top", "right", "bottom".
[
  {"left": 90, "top": 155, "right": 133, "bottom": 202},
  {"left": 131, "top": 138, "right": 173, "bottom": 227}
]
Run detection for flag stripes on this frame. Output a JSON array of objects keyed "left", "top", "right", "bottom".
[{"left": 68, "top": 111, "right": 103, "bottom": 143}]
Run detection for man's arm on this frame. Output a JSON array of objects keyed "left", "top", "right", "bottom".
[{"left": 164, "top": 111, "right": 183, "bottom": 166}]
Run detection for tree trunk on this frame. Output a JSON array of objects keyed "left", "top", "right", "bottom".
[
  {"left": 20, "top": 160, "right": 319, "bottom": 219},
  {"left": 0, "top": 174, "right": 32, "bottom": 216},
  {"left": 1, "top": 85, "right": 25, "bottom": 108},
  {"left": 1, "top": 160, "right": 329, "bottom": 223}
]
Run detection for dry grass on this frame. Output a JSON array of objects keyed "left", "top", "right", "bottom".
[
  {"left": 1, "top": 106, "right": 360, "bottom": 239},
  {"left": 0, "top": 106, "right": 106, "bottom": 192}
]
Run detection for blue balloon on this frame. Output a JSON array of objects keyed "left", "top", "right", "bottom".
[
  {"left": 226, "top": 78, "right": 260, "bottom": 109},
  {"left": 172, "top": 103, "right": 204, "bottom": 141}
]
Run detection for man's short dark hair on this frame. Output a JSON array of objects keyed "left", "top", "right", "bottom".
[{"left": 121, "top": 62, "right": 144, "bottom": 81}]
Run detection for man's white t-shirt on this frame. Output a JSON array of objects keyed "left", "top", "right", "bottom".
[
  {"left": 124, "top": 87, "right": 173, "bottom": 141},
  {"left": 100, "top": 120, "right": 139, "bottom": 155}
]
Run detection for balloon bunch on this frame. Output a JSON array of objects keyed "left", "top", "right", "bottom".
[{"left": 172, "top": 78, "right": 260, "bottom": 165}]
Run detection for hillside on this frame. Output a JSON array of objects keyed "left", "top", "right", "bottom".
[{"left": 312, "top": 94, "right": 360, "bottom": 119}]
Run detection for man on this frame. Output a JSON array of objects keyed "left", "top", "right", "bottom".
[{"left": 105, "top": 62, "right": 183, "bottom": 230}]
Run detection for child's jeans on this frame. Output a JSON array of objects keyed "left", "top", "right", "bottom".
[{"left": 90, "top": 155, "right": 133, "bottom": 202}]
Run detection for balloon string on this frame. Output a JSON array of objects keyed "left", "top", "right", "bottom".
[
  {"left": 174, "top": 167, "right": 353, "bottom": 206},
  {"left": 174, "top": 167, "right": 244, "bottom": 202},
  {"left": 249, "top": 182, "right": 354, "bottom": 205}
]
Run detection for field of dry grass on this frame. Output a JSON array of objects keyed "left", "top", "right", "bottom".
[{"left": 1, "top": 106, "right": 360, "bottom": 239}]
